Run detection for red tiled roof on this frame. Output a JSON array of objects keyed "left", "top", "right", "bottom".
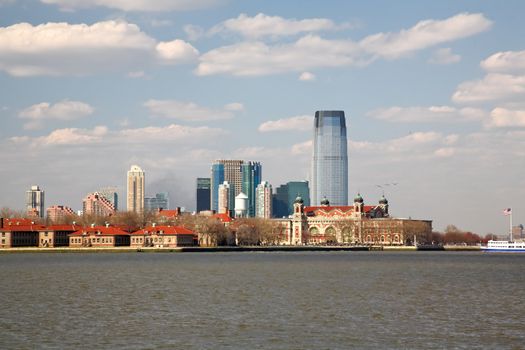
[
  {"left": 70, "top": 226, "right": 130, "bottom": 236},
  {"left": 212, "top": 213, "right": 233, "bottom": 223},
  {"left": 0, "top": 224, "right": 46, "bottom": 232},
  {"left": 2, "top": 218, "right": 37, "bottom": 227},
  {"left": 157, "top": 209, "right": 180, "bottom": 218},
  {"left": 45, "top": 225, "right": 80, "bottom": 231},
  {"left": 131, "top": 225, "right": 195, "bottom": 236}
]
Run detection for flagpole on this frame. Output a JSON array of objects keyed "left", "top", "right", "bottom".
[{"left": 510, "top": 211, "right": 513, "bottom": 242}]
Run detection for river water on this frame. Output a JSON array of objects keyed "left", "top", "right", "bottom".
[{"left": 0, "top": 251, "right": 524, "bottom": 349}]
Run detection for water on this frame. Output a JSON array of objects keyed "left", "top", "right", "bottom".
[{"left": 0, "top": 251, "right": 524, "bottom": 349}]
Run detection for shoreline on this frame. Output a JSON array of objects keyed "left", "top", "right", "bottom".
[{"left": 0, "top": 245, "right": 481, "bottom": 254}]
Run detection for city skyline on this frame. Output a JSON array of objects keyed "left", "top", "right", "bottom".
[{"left": 0, "top": 1, "right": 524, "bottom": 234}]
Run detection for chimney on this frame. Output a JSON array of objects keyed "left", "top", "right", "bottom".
[
  {"left": 91, "top": 223, "right": 95, "bottom": 228},
  {"left": 152, "top": 223, "right": 156, "bottom": 227},
  {"left": 105, "top": 223, "right": 110, "bottom": 228}
]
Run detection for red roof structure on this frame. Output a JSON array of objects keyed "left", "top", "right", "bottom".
[
  {"left": 132, "top": 225, "right": 195, "bottom": 236},
  {"left": 70, "top": 226, "right": 129, "bottom": 236}
]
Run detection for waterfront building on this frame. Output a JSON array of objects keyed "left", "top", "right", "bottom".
[
  {"left": 256, "top": 181, "right": 273, "bottom": 219},
  {"left": 69, "top": 225, "right": 130, "bottom": 247},
  {"left": 512, "top": 224, "right": 524, "bottom": 239},
  {"left": 242, "top": 161, "right": 262, "bottom": 217},
  {"left": 235, "top": 192, "right": 248, "bottom": 218},
  {"left": 83, "top": 192, "right": 116, "bottom": 217},
  {"left": 39, "top": 224, "right": 79, "bottom": 247},
  {"left": 26, "top": 185, "right": 45, "bottom": 218},
  {"left": 311, "top": 111, "right": 348, "bottom": 206},
  {"left": 218, "top": 181, "right": 234, "bottom": 215},
  {"left": 130, "top": 225, "right": 196, "bottom": 248},
  {"left": 127, "top": 165, "right": 145, "bottom": 213},
  {"left": 0, "top": 219, "right": 44, "bottom": 248},
  {"left": 98, "top": 187, "right": 119, "bottom": 210},
  {"left": 273, "top": 194, "right": 431, "bottom": 246},
  {"left": 46, "top": 205, "right": 75, "bottom": 223},
  {"left": 144, "top": 192, "right": 169, "bottom": 211},
  {"left": 196, "top": 177, "right": 211, "bottom": 212},
  {"left": 273, "top": 181, "right": 310, "bottom": 218}
]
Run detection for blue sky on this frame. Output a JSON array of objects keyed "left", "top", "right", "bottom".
[{"left": 1, "top": 0, "right": 524, "bottom": 235}]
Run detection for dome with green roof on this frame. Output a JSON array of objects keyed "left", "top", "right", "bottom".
[{"left": 354, "top": 193, "right": 364, "bottom": 203}]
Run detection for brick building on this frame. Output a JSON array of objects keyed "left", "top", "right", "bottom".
[
  {"left": 130, "top": 224, "right": 197, "bottom": 248},
  {"left": 69, "top": 225, "right": 130, "bottom": 247}
]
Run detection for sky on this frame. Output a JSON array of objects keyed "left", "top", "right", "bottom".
[{"left": 0, "top": 0, "right": 524, "bottom": 235}]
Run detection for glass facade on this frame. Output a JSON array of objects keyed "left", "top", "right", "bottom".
[
  {"left": 311, "top": 111, "right": 348, "bottom": 206},
  {"left": 272, "top": 181, "right": 310, "bottom": 218},
  {"left": 196, "top": 178, "right": 211, "bottom": 212},
  {"left": 144, "top": 192, "right": 169, "bottom": 211},
  {"left": 210, "top": 163, "right": 224, "bottom": 212},
  {"left": 242, "top": 161, "right": 262, "bottom": 217}
]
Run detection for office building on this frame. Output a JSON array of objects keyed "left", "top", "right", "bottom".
[
  {"left": 144, "top": 192, "right": 169, "bottom": 211},
  {"left": 196, "top": 178, "right": 211, "bottom": 212},
  {"left": 26, "top": 185, "right": 45, "bottom": 218},
  {"left": 210, "top": 160, "right": 244, "bottom": 212},
  {"left": 242, "top": 161, "right": 262, "bottom": 217},
  {"left": 273, "top": 181, "right": 310, "bottom": 218},
  {"left": 127, "top": 165, "right": 145, "bottom": 213},
  {"left": 256, "top": 181, "right": 272, "bottom": 219},
  {"left": 311, "top": 110, "right": 348, "bottom": 206}
]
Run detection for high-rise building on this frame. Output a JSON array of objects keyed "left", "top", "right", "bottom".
[
  {"left": 47, "top": 205, "right": 75, "bottom": 223},
  {"left": 26, "top": 185, "right": 45, "bottom": 218},
  {"left": 210, "top": 160, "right": 261, "bottom": 217},
  {"left": 210, "top": 160, "right": 243, "bottom": 212},
  {"left": 98, "top": 187, "right": 119, "bottom": 211},
  {"left": 127, "top": 165, "right": 145, "bottom": 213},
  {"left": 83, "top": 192, "right": 116, "bottom": 216},
  {"left": 144, "top": 192, "right": 169, "bottom": 211},
  {"left": 218, "top": 181, "right": 234, "bottom": 215},
  {"left": 196, "top": 178, "right": 211, "bottom": 212},
  {"left": 272, "top": 181, "right": 310, "bottom": 218},
  {"left": 242, "top": 161, "right": 262, "bottom": 217},
  {"left": 311, "top": 111, "right": 348, "bottom": 206},
  {"left": 256, "top": 181, "right": 272, "bottom": 219}
]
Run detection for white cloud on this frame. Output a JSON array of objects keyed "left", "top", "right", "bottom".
[
  {"left": 0, "top": 21, "right": 197, "bottom": 76},
  {"left": 40, "top": 0, "right": 220, "bottom": 12},
  {"left": 486, "top": 108, "right": 525, "bottom": 128},
  {"left": 291, "top": 140, "right": 312, "bottom": 155},
  {"left": 196, "top": 35, "right": 362, "bottom": 76},
  {"left": 224, "top": 102, "right": 244, "bottom": 111},
  {"left": 156, "top": 39, "right": 199, "bottom": 63},
  {"left": 452, "top": 73, "right": 525, "bottom": 103},
  {"left": 360, "top": 13, "right": 491, "bottom": 59},
  {"left": 259, "top": 115, "right": 312, "bottom": 132},
  {"left": 299, "top": 72, "right": 316, "bottom": 81},
  {"left": 481, "top": 50, "right": 525, "bottom": 74},
  {"left": 34, "top": 126, "right": 108, "bottom": 146},
  {"left": 12, "top": 123, "right": 225, "bottom": 147},
  {"left": 19, "top": 100, "right": 94, "bottom": 130},
  {"left": 184, "top": 24, "right": 205, "bottom": 41},
  {"left": 368, "top": 105, "right": 486, "bottom": 123},
  {"left": 434, "top": 147, "right": 456, "bottom": 158},
  {"left": 144, "top": 99, "right": 242, "bottom": 121},
  {"left": 428, "top": 47, "right": 461, "bottom": 64},
  {"left": 196, "top": 13, "right": 491, "bottom": 76},
  {"left": 208, "top": 13, "right": 346, "bottom": 39}
]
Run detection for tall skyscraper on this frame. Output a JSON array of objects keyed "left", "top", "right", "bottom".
[
  {"left": 272, "top": 181, "right": 310, "bottom": 218},
  {"left": 311, "top": 111, "right": 348, "bottom": 206},
  {"left": 242, "top": 161, "right": 262, "bottom": 217},
  {"left": 144, "top": 192, "right": 169, "bottom": 211},
  {"left": 196, "top": 178, "right": 211, "bottom": 212},
  {"left": 127, "top": 165, "right": 145, "bottom": 213},
  {"left": 26, "top": 185, "right": 44, "bottom": 218},
  {"left": 210, "top": 160, "right": 262, "bottom": 216},
  {"left": 98, "top": 187, "right": 119, "bottom": 211},
  {"left": 256, "top": 181, "right": 272, "bottom": 219},
  {"left": 210, "top": 160, "right": 242, "bottom": 212}
]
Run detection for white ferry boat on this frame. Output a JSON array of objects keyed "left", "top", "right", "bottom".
[{"left": 481, "top": 240, "right": 525, "bottom": 252}]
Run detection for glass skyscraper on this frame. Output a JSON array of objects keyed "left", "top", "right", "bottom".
[
  {"left": 241, "top": 161, "right": 261, "bottom": 217},
  {"left": 272, "top": 181, "right": 310, "bottom": 218},
  {"left": 210, "top": 163, "right": 225, "bottom": 212},
  {"left": 311, "top": 110, "right": 348, "bottom": 206},
  {"left": 196, "top": 177, "right": 211, "bottom": 212}
]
